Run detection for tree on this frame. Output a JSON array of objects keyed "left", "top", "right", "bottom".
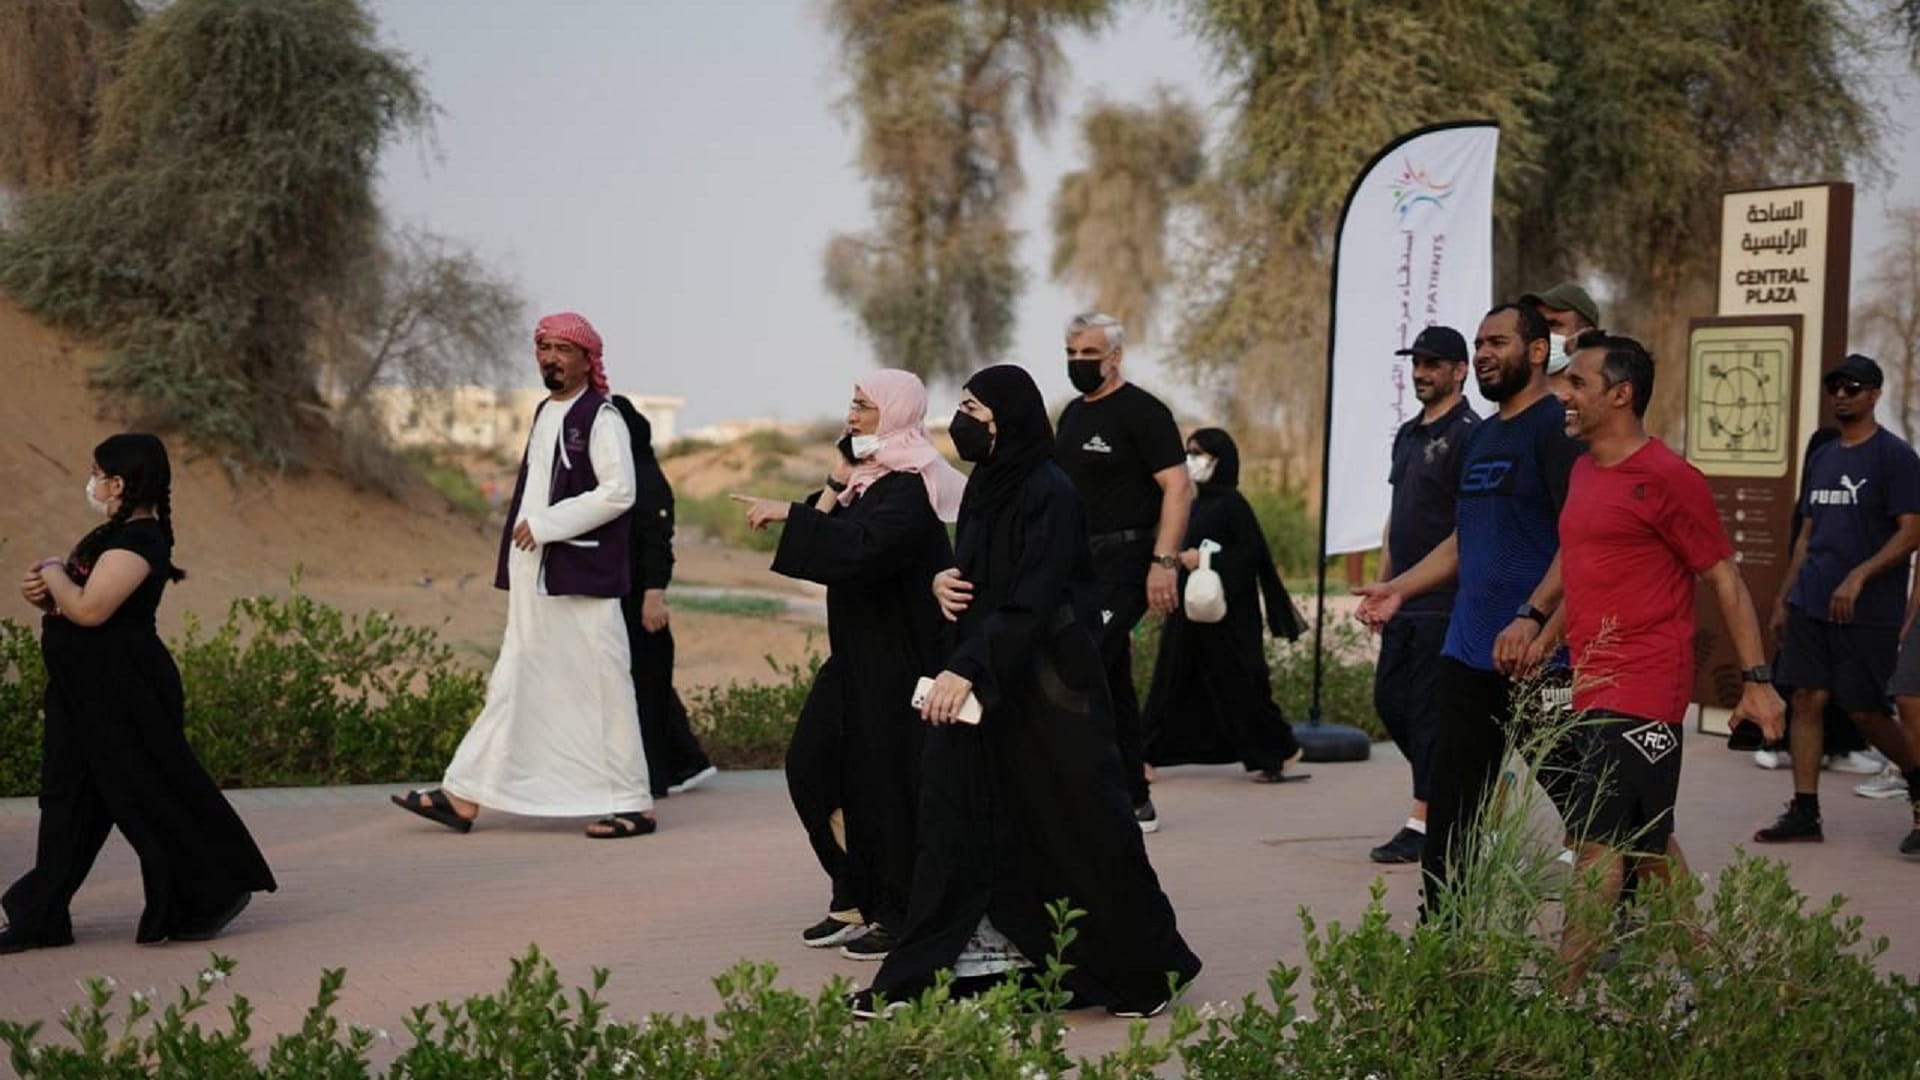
[
  {"left": 1048, "top": 89, "right": 1205, "bottom": 342},
  {"left": 823, "top": 0, "right": 1115, "bottom": 381},
  {"left": 1856, "top": 206, "right": 1920, "bottom": 439},
  {"left": 0, "top": 0, "right": 140, "bottom": 193},
  {"left": 1160, "top": 0, "right": 1882, "bottom": 473},
  {"left": 0, "top": 0, "right": 427, "bottom": 462},
  {"left": 317, "top": 227, "right": 523, "bottom": 422}
]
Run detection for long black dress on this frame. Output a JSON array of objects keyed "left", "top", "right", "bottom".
[
  {"left": 611, "top": 395, "right": 713, "bottom": 795},
  {"left": 1142, "top": 440, "right": 1305, "bottom": 773},
  {"left": 871, "top": 366, "right": 1201, "bottom": 1014},
  {"left": 3, "top": 520, "right": 276, "bottom": 946},
  {"left": 774, "top": 471, "right": 954, "bottom": 930}
]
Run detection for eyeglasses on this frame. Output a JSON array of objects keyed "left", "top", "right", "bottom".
[{"left": 1825, "top": 380, "right": 1870, "bottom": 398}]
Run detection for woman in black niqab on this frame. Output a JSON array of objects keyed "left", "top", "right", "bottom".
[
  {"left": 1142, "top": 427, "right": 1308, "bottom": 781},
  {"left": 863, "top": 364, "right": 1201, "bottom": 1017}
]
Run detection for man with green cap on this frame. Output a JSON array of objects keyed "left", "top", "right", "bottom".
[{"left": 1523, "top": 281, "right": 1601, "bottom": 392}]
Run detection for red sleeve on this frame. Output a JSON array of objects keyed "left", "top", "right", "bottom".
[{"left": 1657, "top": 455, "right": 1733, "bottom": 574}]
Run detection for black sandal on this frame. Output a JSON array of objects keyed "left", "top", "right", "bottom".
[
  {"left": 586, "top": 812, "right": 657, "bottom": 839},
  {"left": 390, "top": 789, "right": 474, "bottom": 833}
]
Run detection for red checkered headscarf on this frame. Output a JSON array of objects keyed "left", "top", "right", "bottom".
[{"left": 534, "top": 312, "right": 608, "bottom": 394}]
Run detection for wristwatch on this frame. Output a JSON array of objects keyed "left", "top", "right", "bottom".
[
  {"left": 1515, "top": 602, "right": 1548, "bottom": 626},
  {"left": 1152, "top": 553, "right": 1181, "bottom": 570},
  {"left": 1741, "top": 664, "right": 1773, "bottom": 684},
  {"left": 825, "top": 475, "right": 848, "bottom": 493}
]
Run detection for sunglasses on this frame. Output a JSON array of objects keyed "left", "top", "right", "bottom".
[{"left": 1825, "top": 379, "right": 1870, "bottom": 398}]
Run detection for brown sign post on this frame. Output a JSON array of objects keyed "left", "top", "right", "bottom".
[{"left": 1689, "top": 182, "right": 1853, "bottom": 734}]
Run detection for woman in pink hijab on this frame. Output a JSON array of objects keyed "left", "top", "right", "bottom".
[{"left": 732, "top": 370, "right": 961, "bottom": 960}]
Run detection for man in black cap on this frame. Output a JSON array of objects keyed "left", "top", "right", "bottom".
[
  {"left": 1753, "top": 353, "right": 1920, "bottom": 854},
  {"left": 1365, "top": 325, "right": 1478, "bottom": 863},
  {"left": 1522, "top": 281, "right": 1601, "bottom": 396}
]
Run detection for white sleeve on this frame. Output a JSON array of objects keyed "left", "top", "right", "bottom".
[{"left": 525, "top": 403, "right": 636, "bottom": 543}]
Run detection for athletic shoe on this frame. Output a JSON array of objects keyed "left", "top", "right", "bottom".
[
  {"left": 1825, "top": 750, "right": 1886, "bottom": 775},
  {"left": 1752, "top": 749, "right": 1791, "bottom": 770},
  {"left": 1903, "top": 801, "right": 1920, "bottom": 857},
  {"left": 801, "top": 916, "right": 868, "bottom": 948},
  {"left": 1134, "top": 798, "right": 1161, "bottom": 834},
  {"left": 1368, "top": 827, "right": 1424, "bottom": 864},
  {"left": 1753, "top": 802, "right": 1824, "bottom": 843},
  {"left": 848, "top": 989, "right": 906, "bottom": 1020},
  {"left": 1854, "top": 763, "right": 1909, "bottom": 800},
  {"left": 840, "top": 925, "right": 897, "bottom": 961},
  {"left": 668, "top": 764, "right": 718, "bottom": 794},
  {"left": 1555, "top": 847, "right": 1577, "bottom": 867},
  {"left": 1108, "top": 998, "right": 1170, "bottom": 1019}
]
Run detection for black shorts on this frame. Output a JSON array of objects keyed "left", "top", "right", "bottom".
[
  {"left": 1888, "top": 610, "right": 1920, "bottom": 698},
  {"left": 1567, "top": 712, "right": 1683, "bottom": 856},
  {"left": 1373, "top": 616, "right": 1449, "bottom": 800},
  {"left": 1775, "top": 606, "right": 1897, "bottom": 714}
]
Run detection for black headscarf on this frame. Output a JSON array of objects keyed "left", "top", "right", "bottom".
[
  {"left": 954, "top": 365, "right": 1054, "bottom": 571},
  {"left": 1187, "top": 427, "right": 1241, "bottom": 492},
  {"left": 956, "top": 365, "right": 1054, "bottom": 522}
]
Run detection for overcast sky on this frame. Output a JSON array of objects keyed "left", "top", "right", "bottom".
[{"left": 372, "top": 1, "right": 1920, "bottom": 431}]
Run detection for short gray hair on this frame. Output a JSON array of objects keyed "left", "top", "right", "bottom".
[{"left": 1065, "top": 311, "right": 1125, "bottom": 351}]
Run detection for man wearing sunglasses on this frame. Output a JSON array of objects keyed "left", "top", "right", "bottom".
[{"left": 1755, "top": 353, "right": 1920, "bottom": 854}]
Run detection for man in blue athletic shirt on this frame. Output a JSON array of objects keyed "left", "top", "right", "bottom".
[{"left": 1355, "top": 302, "right": 1582, "bottom": 918}]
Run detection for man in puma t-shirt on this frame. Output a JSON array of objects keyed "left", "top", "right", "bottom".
[
  {"left": 1551, "top": 330, "right": 1784, "bottom": 980},
  {"left": 1054, "top": 311, "right": 1192, "bottom": 833},
  {"left": 1753, "top": 353, "right": 1920, "bottom": 851}
]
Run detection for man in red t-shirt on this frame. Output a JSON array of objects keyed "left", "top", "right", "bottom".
[{"left": 1543, "top": 331, "right": 1785, "bottom": 981}]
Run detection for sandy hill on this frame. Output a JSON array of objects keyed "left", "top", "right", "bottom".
[{"left": 0, "top": 298, "right": 819, "bottom": 685}]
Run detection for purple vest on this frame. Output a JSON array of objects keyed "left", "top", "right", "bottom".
[{"left": 493, "top": 389, "right": 634, "bottom": 598}]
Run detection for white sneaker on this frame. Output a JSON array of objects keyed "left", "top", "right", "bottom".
[
  {"left": 1825, "top": 750, "right": 1886, "bottom": 775},
  {"left": 667, "top": 765, "right": 718, "bottom": 794},
  {"left": 1753, "top": 749, "right": 1791, "bottom": 770},
  {"left": 1555, "top": 847, "right": 1576, "bottom": 867},
  {"left": 1854, "top": 763, "right": 1910, "bottom": 800}
]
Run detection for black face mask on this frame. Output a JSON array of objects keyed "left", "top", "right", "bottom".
[
  {"left": 835, "top": 432, "right": 857, "bottom": 464},
  {"left": 949, "top": 411, "right": 994, "bottom": 462},
  {"left": 1068, "top": 359, "right": 1106, "bottom": 394}
]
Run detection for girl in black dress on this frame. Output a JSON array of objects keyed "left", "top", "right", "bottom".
[
  {"left": 863, "top": 364, "right": 1201, "bottom": 1018},
  {"left": 1142, "top": 427, "right": 1308, "bottom": 782},
  {"left": 2, "top": 434, "right": 275, "bottom": 953}
]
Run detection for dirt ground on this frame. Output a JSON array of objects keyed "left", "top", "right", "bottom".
[{"left": 0, "top": 298, "right": 822, "bottom": 690}]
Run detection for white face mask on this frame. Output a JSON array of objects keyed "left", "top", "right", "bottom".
[
  {"left": 1546, "top": 334, "right": 1571, "bottom": 376},
  {"left": 848, "top": 433, "right": 884, "bottom": 460},
  {"left": 85, "top": 476, "right": 111, "bottom": 514},
  {"left": 1186, "top": 454, "right": 1216, "bottom": 484}
]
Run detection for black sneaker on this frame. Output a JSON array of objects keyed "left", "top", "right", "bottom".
[
  {"left": 1134, "top": 798, "right": 1160, "bottom": 834},
  {"left": 1902, "top": 802, "right": 1920, "bottom": 856},
  {"left": 1753, "top": 801, "right": 1823, "bottom": 843},
  {"left": 840, "top": 924, "right": 896, "bottom": 960},
  {"left": 801, "top": 916, "right": 868, "bottom": 948},
  {"left": 1368, "top": 826, "right": 1424, "bottom": 864}
]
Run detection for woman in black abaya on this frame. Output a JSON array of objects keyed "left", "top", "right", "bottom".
[
  {"left": 1143, "top": 427, "right": 1308, "bottom": 781},
  {"left": 734, "top": 370, "right": 962, "bottom": 958},
  {"left": 863, "top": 364, "right": 1201, "bottom": 1017},
  {"left": 3, "top": 434, "right": 275, "bottom": 953}
]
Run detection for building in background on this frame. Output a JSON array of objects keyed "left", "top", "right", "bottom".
[{"left": 366, "top": 386, "right": 685, "bottom": 455}]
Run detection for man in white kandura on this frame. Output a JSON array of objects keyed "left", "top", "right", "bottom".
[{"left": 391, "top": 311, "right": 656, "bottom": 838}]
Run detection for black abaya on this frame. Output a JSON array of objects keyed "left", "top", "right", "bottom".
[
  {"left": 1142, "top": 471, "right": 1304, "bottom": 773},
  {"left": 611, "top": 395, "right": 713, "bottom": 796},
  {"left": 772, "top": 471, "right": 953, "bottom": 929},
  {"left": 3, "top": 520, "right": 275, "bottom": 946},
  {"left": 872, "top": 460, "right": 1202, "bottom": 1013}
]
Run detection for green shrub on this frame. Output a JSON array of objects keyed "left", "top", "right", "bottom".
[
  {"left": 686, "top": 645, "right": 823, "bottom": 769},
  {"left": 1241, "top": 486, "right": 1317, "bottom": 579},
  {"left": 675, "top": 592, "right": 788, "bottom": 619},
  {"left": 406, "top": 449, "right": 492, "bottom": 517},
  {"left": 0, "top": 586, "right": 485, "bottom": 796}
]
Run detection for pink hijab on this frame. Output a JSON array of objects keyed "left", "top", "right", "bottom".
[
  {"left": 841, "top": 369, "right": 966, "bottom": 523},
  {"left": 534, "top": 311, "right": 609, "bottom": 394}
]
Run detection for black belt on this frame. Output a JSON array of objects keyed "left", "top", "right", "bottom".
[{"left": 1087, "top": 527, "right": 1153, "bottom": 551}]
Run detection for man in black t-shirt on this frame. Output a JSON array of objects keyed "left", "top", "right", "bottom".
[
  {"left": 1368, "top": 325, "right": 1477, "bottom": 865},
  {"left": 1055, "top": 311, "right": 1192, "bottom": 833}
]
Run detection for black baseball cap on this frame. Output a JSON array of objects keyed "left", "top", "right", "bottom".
[
  {"left": 1394, "top": 325, "right": 1468, "bottom": 364},
  {"left": 1825, "top": 353, "right": 1883, "bottom": 389}
]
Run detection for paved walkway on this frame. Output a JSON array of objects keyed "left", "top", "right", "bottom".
[{"left": 1, "top": 733, "right": 1915, "bottom": 1061}]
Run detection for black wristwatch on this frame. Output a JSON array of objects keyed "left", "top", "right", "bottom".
[
  {"left": 825, "top": 476, "right": 848, "bottom": 493},
  {"left": 1152, "top": 553, "right": 1181, "bottom": 570},
  {"left": 1741, "top": 664, "right": 1773, "bottom": 684},
  {"left": 1514, "top": 602, "right": 1548, "bottom": 626}
]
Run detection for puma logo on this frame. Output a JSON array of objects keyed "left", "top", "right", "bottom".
[{"left": 1809, "top": 474, "right": 1868, "bottom": 505}]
